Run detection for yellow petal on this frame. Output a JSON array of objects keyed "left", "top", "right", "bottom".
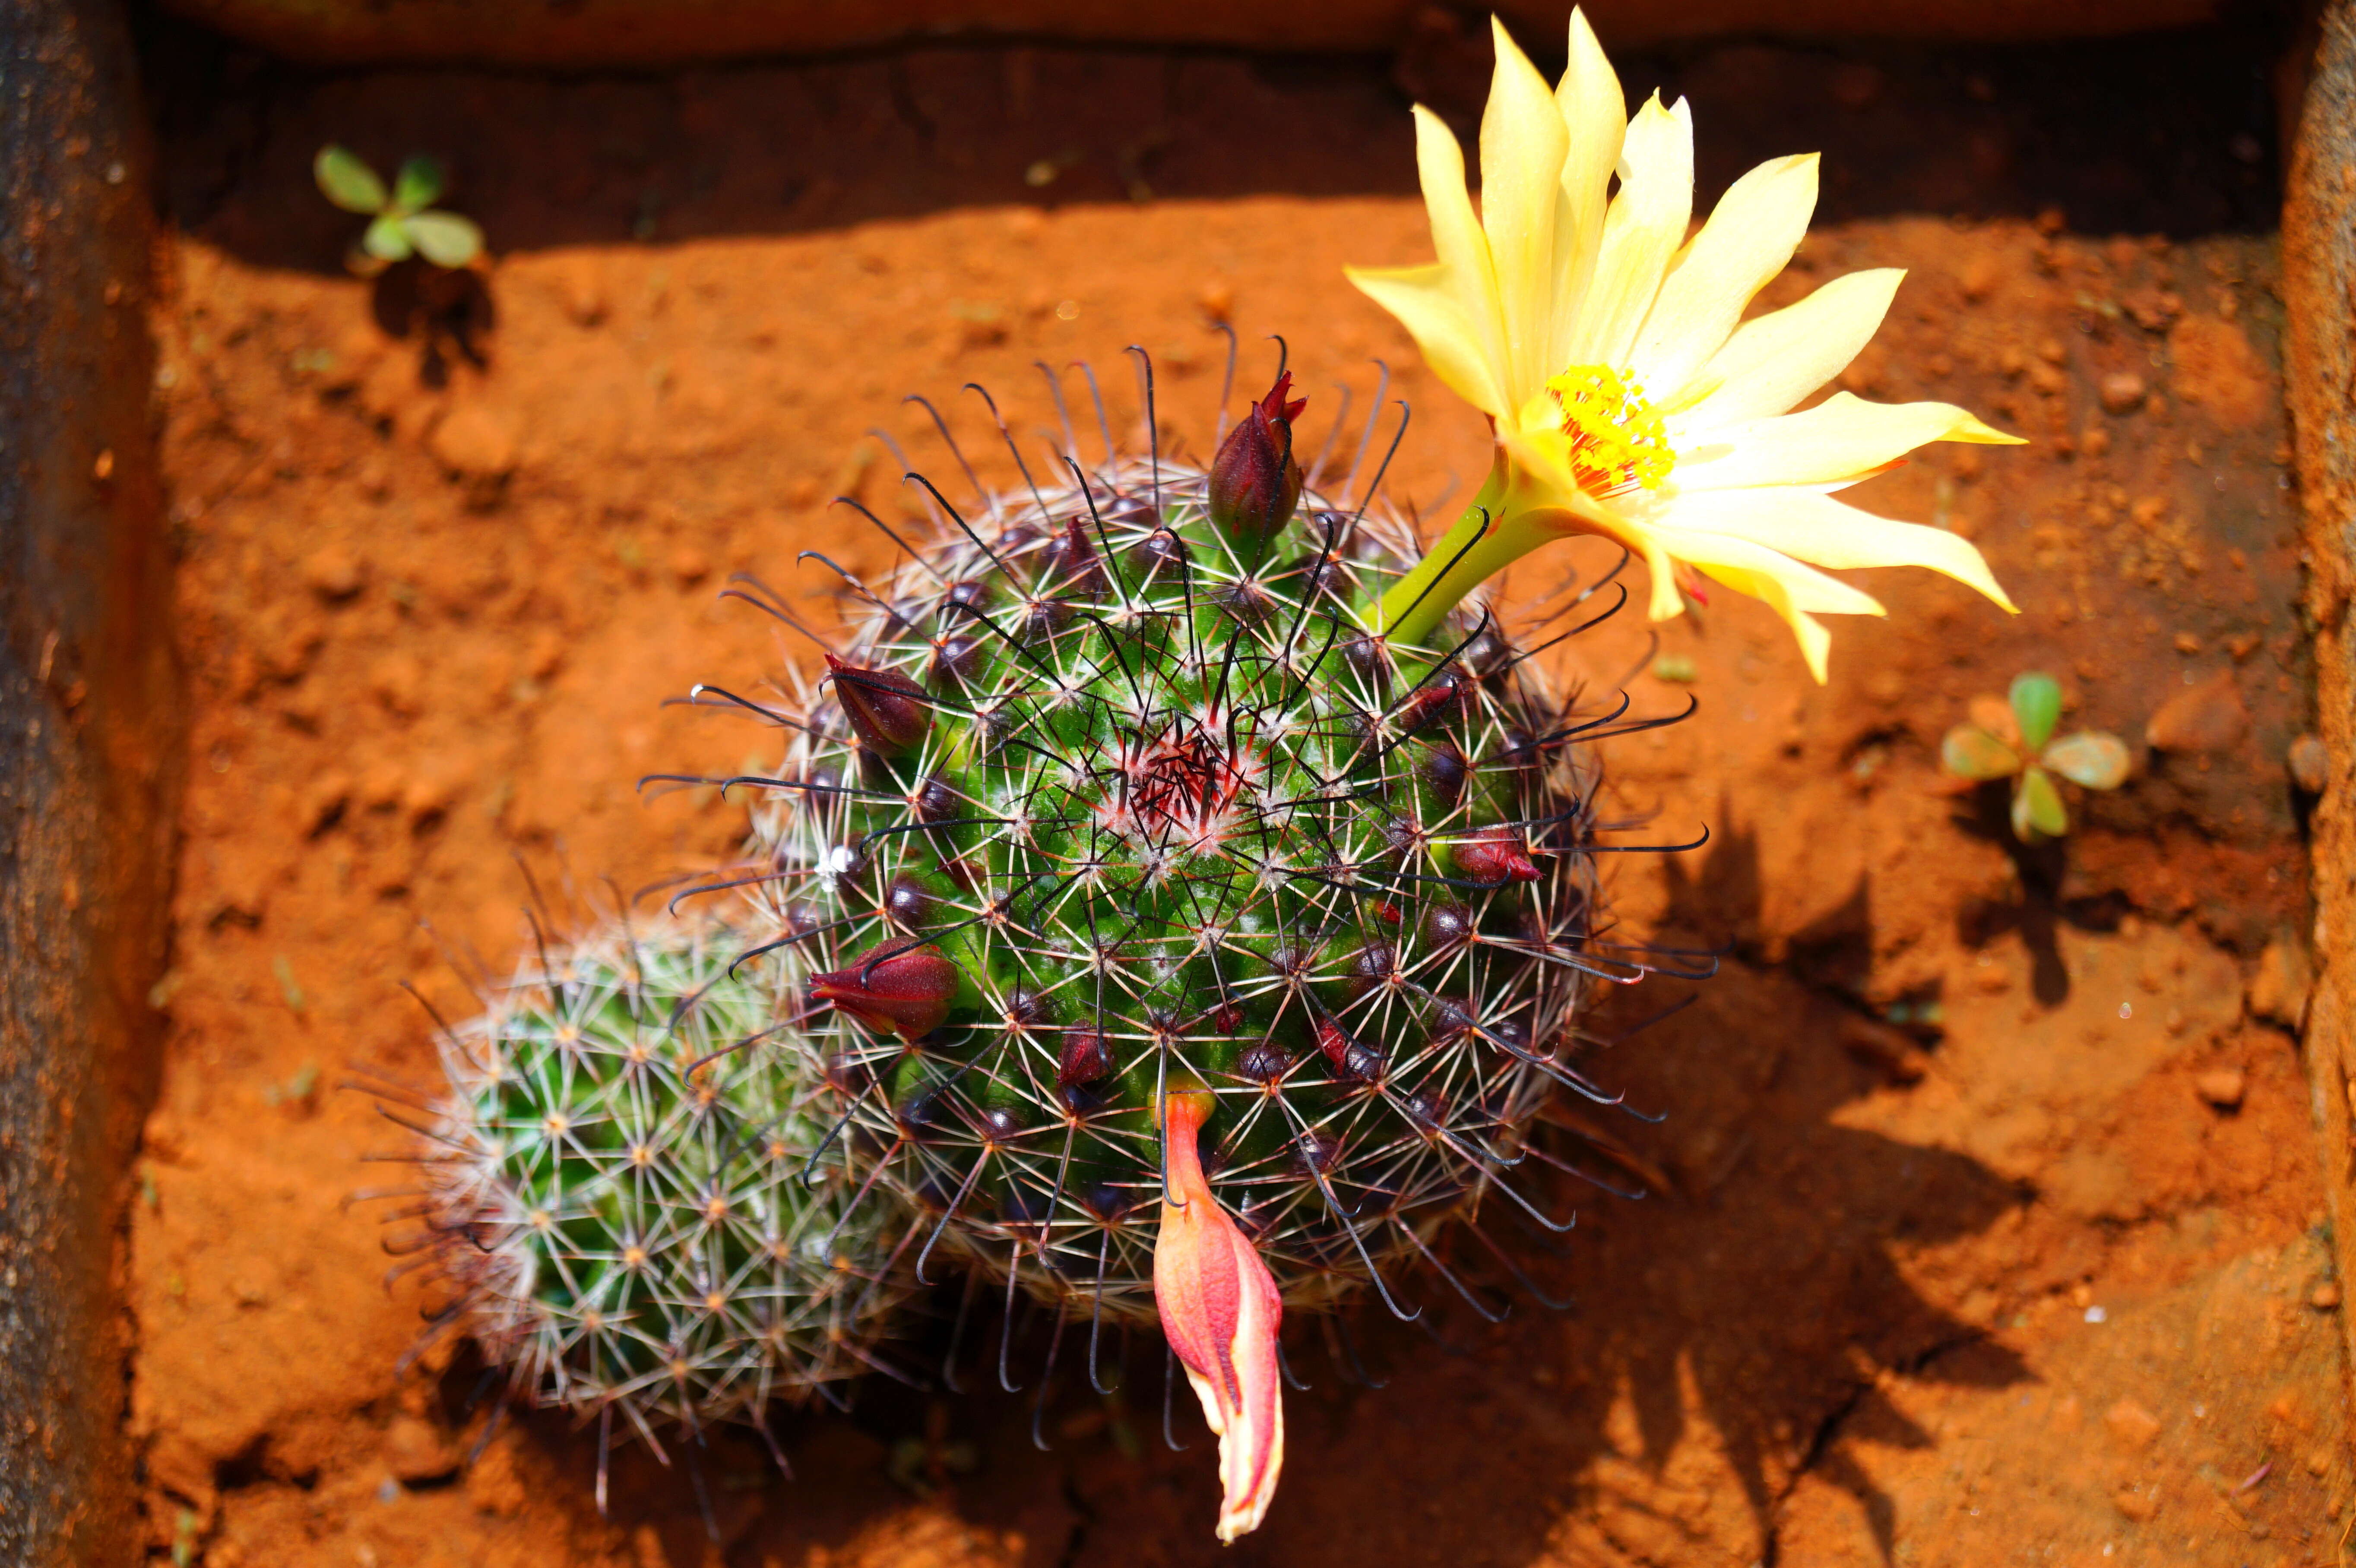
[
  {"left": 1699, "top": 557, "right": 1837, "bottom": 681},
  {"left": 1491, "top": 429, "right": 1684, "bottom": 621},
  {"left": 1498, "top": 427, "right": 1646, "bottom": 531},
  {"left": 1545, "top": 7, "right": 1626, "bottom": 376},
  {"left": 1638, "top": 532, "right": 1685, "bottom": 621},
  {"left": 1672, "top": 391, "right": 2023, "bottom": 491},
  {"left": 1670, "top": 268, "right": 1902, "bottom": 430},
  {"left": 1348, "top": 260, "right": 1511, "bottom": 419},
  {"left": 1562, "top": 93, "right": 1692, "bottom": 371},
  {"left": 1480, "top": 18, "right": 1570, "bottom": 408},
  {"left": 1653, "top": 484, "right": 2017, "bottom": 611},
  {"left": 1411, "top": 104, "right": 1507, "bottom": 401},
  {"left": 1665, "top": 530, "right": 1889, "bottom": 684},
  {"left": 1629, "top": 153, "right": 1818, "bottom": 405},
  {"left": 1650, "top": 523, "right": 1889, "bottom": 619}
]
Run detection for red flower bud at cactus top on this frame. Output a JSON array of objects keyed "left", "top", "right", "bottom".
[
  {"left": 1154, "top": 1086, "right": 1285, "bottom": 1543},
  {"left": 1451, "top": 825, "right": 1542, "bottom": 886},
  {"left": 824, "top": 653, "right": 931, "bottom": 756},
  {"left": 1208, "top": 373, "right": 1305, "bottom": 560},
  {"left": 809, "top": 941, "right": 960, "bottom": 1041}
]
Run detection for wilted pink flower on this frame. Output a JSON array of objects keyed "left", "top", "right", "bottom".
[{"left": 1154, "top": 1085, "right": 1284, "bottom": 1542}]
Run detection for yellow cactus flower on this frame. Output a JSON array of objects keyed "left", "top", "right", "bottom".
[{"left": 1347, "top": 10, "right": 2022, "bottom": 680}]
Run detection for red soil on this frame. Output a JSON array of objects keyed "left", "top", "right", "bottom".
[{"left": 128, "top": 30, "right": 2340, "bottom": 1568}]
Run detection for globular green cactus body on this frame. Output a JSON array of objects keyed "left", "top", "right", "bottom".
[
  {"left": 740, "top": 440, "right": 1606, "bottom": 1325},
  {"left": 421, "top": 920, "right": 906, "bottom": 1439}
]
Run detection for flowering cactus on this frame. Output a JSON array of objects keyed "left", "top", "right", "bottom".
[
  {"left": 676, "top": 358, "right": 1644, "bottom": 1540},
  {"left": 627, "top": 12, "right": 2026, "bottom": 1539}
]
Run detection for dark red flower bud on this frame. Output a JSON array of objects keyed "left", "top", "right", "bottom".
[
  {"left": 1057, "top": 1026, "right": 1115, "bottom": 1089},
  {"left": 824, "top": 653, "right": 931, "bottom": 756},
  {"left": 808, "top": 941, "right": 960, "bottom": 1040},
  {"left": 1208, "top": 373, "right": 1305, "bottom": 566},
  {"left": 883, "top": 874, "right": 933, "bottom": 929},
  {"left": 1419, "top": 901, "right": 1474, "bottom": 954},
  {"left": 1235, "top": 1040, "right": 1291, "bottom": 1081},
  {"left": 1037, "top": 514, "right": 1105, "bottom": 596},
  {"left": 1394, "top": 663, "right": 1473, "bottom": 737},
  {"left": 1313, "top": 1018, "right": 1381, "bottom": 1080},
  {"left": 1419, "top": 740, "right": 1469, "bottom": 806},
  {"left": 1451, "top": 826, "right": 1542, "bottom": 886}
]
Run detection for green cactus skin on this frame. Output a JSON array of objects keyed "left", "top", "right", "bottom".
[
  {"left": 416, "top": 919, "right": 909, "bottom": 1447},
  {"left": 708, "top": 403, "right": 1640, "bottom": 1334}
]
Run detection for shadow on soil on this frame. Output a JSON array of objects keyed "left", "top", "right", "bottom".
[
  {"left": 141, "top": 8, "right": 2290, "bottom": 282},
  {"left": 421, "top": 818, "right": 2030, "bottom": 1568}
]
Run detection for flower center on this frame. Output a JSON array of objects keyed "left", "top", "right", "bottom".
[{"left": 1544, "top": 364, "right": 1673, "bottom": 496}]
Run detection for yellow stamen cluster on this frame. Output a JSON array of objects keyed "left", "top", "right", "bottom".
[{"left": 1544, "top": 364, "right": 1673, "bottom": 496}]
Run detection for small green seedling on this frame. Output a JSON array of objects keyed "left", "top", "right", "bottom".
[
  {"left": 313, "top": 145, "right": 484, "bottom": 274},
  {"left": 1943, "top": 672, "right": 2130, "bottom": 842}
]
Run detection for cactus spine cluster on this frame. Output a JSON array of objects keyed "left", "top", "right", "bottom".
[{"left": 408, "top": 919, "right": 908, "bottom": 1449}]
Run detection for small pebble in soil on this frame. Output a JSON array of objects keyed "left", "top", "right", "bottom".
[
  {"left": 2146, "top": 669, "right": 2249, "bottom": 753},
  {"left": 2194, "top": 1067, "right": 2246, "bottom": 1108},
  {"left": 2289, "top": 732, "right": 2329, "bottom": 793},
  {"left": 2103, "top": 1398, "right": 2160, "bottom": 1452},
  {"left": 2084, "top": 1305, "right": 2108, "bottom": 1323},
  {"left": 428, "top": 404, "right": 519, "bottom": 477},
  {"left": 382, "top": 1414, "right": 459, "bottom": 1483},
  {"left": 2312, "top": 1282, "right": 2343, "bottom": 1310},
  {"left": 2248, "top": 934, "right": 2313, "bottom": 1028},
  {"left": 301, "top": 544, "right": 364, "bottom": 601},
  {"left": 2099, "top": 371, "right": 2148, "bottom": 414}
]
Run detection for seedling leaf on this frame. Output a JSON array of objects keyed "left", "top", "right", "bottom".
[
  {"left": 2042, "top": 731, "right": 2130, "bottom": 791},
  {"left": 391, "top": 155, "right": 446, "bottom": 213},
  {"left": 314, "top": 144, "right": 387, "bottom": 213},
  {"left": 1941, "top": 724, "right": 2020, "bottom": 781},
  {"left": 403, "top": 211, "right": 484, "bottom": 269},
  {"left": 361, "top": 212, "right": 414, "bottom": 262},
  {"left": 2014, "top": 764, "right": 2068, "bottom": 841},
  {"left": 2009, "top": 671, "right": 2062, "bottom": 754}
]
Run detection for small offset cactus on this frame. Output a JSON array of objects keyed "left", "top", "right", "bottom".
[
  {"left": 1942, "top": 672, "right": 2130, "bottom": 842},
  {"left": 689, "top": 366, "right": 1636, "bottom": 1340},
  {"left": 405, "top": 918, "right": 909, "bottom": 1457}
]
